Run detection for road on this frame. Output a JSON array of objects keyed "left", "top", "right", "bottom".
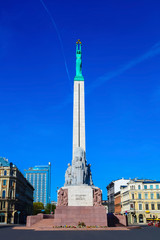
[{"left": 0, "top": 226, "right": 160, "bottom": 240}]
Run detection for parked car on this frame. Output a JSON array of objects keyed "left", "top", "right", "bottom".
[
  {"left": 148, "top": 221, "right": 153, "bottom": 226},
  {"left": 155, "top": 222, "right": 160, "bottom": 228}
]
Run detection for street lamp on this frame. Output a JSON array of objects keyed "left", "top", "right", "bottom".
[{"left": 17, "top": 211, "right": 20, "bottom": 224}]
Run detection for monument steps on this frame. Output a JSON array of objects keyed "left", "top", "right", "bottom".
[{"left": 31, "top": 219, "right": 54, "bottom": 228}]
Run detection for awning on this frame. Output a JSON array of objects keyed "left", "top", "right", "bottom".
[{"left": 146, "top": 218, "right": 160, "bottom": 221}]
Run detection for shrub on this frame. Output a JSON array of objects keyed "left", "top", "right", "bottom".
[{"left": 78, "top": 221, "right": 86, "bottom": 227}]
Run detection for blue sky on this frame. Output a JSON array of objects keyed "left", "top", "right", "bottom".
[{"left": 0, "top": 0, "right": 160, "bottom": 201}]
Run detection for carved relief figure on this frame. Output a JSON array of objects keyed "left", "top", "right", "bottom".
[
  {"left": 58, "top": 188, "right": 68, "bottom": 206},
  {"left": 93, "top": 188, "right": 102, "bottom": 206},
  {"left": 63, "top": 189, "right": 68, "bottom": 206}
]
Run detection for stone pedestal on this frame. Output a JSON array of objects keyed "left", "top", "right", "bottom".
[
  {"left": 54, "top": 206, "right": 107, "bottom": 226},
  {"left": 58, "top": 185, "right": 102, "bottom": 207},
  {"left": 56, "top": 185, "right": 107, "bottom": 226}
]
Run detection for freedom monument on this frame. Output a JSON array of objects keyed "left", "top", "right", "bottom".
[
  {"left": 26, "top": 41, "right": 128, "bottom": 228},
  {"left": 54, "top": 40, "right": 107, "bottom": 226}
]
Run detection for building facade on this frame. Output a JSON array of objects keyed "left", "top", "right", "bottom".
[
  {"left": 24, "top": 163, "right": 51, "bottom": 206},
  {"left": 107, "top": 178, "right": 130, "bottom": 213},
  {"left": 102, "top": 200, "right": 108, "bottom": 213},
  {"left": 121, "top": 179, "right": 160, "bottom": 224},
  {"left": 114, "top": 191, "right": 121, "bottom": 214},
  {"left": 0, "top": 157, "right": 34, "bottom": 224}
]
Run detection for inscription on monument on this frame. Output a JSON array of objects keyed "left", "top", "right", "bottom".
[
  {"left": 75, "top": 194, "right": 86, "bottom": 200},
  {"left": 68, "top": 186, "right": 93, "bottom": 206}
]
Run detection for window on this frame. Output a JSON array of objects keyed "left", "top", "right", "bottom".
[
  {"left": 4, "top": 170, "right": 7, "bottom": 176},
  {"left": 156, "top": 185, "right": 159, "bottom": 189},
  {"left": 10, "top": 190, "right": 13, "bottom": 198},
  {"left": 130, "top": 204, "right": 134, "bottom": 210},
  {"left": 3, "top": 180, "right": 6, "bottom": 186},
  {"left": 145, "top": 204, "right": 149, "bottom": 210},
  {"left": 158, "top": 204, "right": 160, "bottom": 210},
  {"left": 138, "top": 185, "right": 141, "bottom": 190},
  {"left": 138, "top": 193, "right": 142, "bottom": 199},
  {"left": 145, "top": 193, "right": 148, "bottom": 199},
  {"left": 139, "top": 204, "right": 142, "bottom": 210},
  {"left": 0, "top": 202, "right": 5, "bottom": 209},
  {"left": 132, "top": 194, "right": 134, "bottom": 199},
  {"left": 144, "top": 185, "right": 147, "bottom": 189},
  {"left": 151, "top": 204, "right": 155, "bottom": 210},
  {"left": 2, "top": 190, "right": 5, "bottom": 198},
  {"left": 150, "top": 185, "right": 153, "bottom": 189},
  {"left": 157, "top": 193, "right": 160, "bottom": 199},
  {"left": 151, "top": 193, "right": 154, "bottom": 199},
  {"left": 10, "top": 180, "right": 14, "bottom": 187}
]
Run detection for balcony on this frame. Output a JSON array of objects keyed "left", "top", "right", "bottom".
[{"left": 0, "top": 197, "right": 16, "bottom": 200}]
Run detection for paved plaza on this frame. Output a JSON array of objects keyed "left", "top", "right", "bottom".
[{"left": 0, "top": 226, "right": 160, "bottom": 240}]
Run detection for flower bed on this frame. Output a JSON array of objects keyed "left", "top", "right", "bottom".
[{"left": 53, "top": 225, "right": 108, "bottom": 229}]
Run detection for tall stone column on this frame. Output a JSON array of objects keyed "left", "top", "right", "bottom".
[
  {"left": 64, "top": 40, "right": 93, "bottom": 186},
  {"left": 72, "top": 40, "right": 85, "bottom": 162}
]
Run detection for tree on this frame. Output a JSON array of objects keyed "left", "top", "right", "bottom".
[
  {"left": 33, "top": 202, "right": 44, "bottom": 215},
  {"left": 45, "top": 203, "right": 56, "bottom": 214}
]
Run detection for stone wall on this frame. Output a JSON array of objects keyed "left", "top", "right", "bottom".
[
  {"left": 26, "top": 214, "right": 43, "bottom": 227},
  {"left": 107, "top": 213, "right": 128, "bottom": 227},
  {"left": 54, "top": 206, "right": 107, "bottom": 226},
  {"left": 115, "top": 214, "right": 128, "bottom": 226},
  {"left": 26, "top": 214, "right": 54, "bottom": 227}
]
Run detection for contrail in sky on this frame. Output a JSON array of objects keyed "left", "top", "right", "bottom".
[
  {"left": 51, "top": 41, "right": 160, "bottom": 110},
  {"left": 39, "top": 0, "right": 72, "bottom": 91},
  {"left": 86, "top": 41, "right": 160, "bottom": 94}
]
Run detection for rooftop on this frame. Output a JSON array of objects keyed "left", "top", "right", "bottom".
[
  {"left": 0, "top": 157, "right": 10, "bottom": 167},
  {"left": 142, "top": 181, "right": 160, "bottom": 184},
  {"left": 25, "top": 163, "right": 51, "bottom": 171}
]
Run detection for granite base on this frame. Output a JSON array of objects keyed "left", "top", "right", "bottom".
[{"left": 53, "top": 206, "right": 107, "bottom": 226}]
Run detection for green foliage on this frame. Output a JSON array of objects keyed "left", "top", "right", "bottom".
[
  {"left": 33, "top": 202, "right": 44, "bottom": 215},
  {"left": 45, "top": 203, "right": 56, "bottom": 214},
  {"left": 78, "top": 221, "right": 86, "bottom": 227}
]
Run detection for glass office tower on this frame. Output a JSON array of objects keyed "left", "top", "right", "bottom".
[{"left": 24, "top": 162, "right": 51, "bottom": 206}]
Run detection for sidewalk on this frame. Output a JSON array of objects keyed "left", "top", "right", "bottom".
[
  {"left": 0, "top": 224, "right": 25, "bottom": 229},
  {"left": 0, "top": 224, "right": 15, "bottom": 229},
  {"left": 128, "top": 223, "right": 148, "bottom": 226}
]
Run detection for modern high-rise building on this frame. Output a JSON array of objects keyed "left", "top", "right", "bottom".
[{"left": 24, "top": 162, "right": 51, "bottom": 206}]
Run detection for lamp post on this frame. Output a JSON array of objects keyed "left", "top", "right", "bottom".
[
  {"left": 17, "top": 211, "right": 20, "bottom": 224},
  {"left": 49, "top": 196, "right": 52, "bottom": 214},
  {"left": 49, "top": 162, "right": 51, "bottom": 214}
]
